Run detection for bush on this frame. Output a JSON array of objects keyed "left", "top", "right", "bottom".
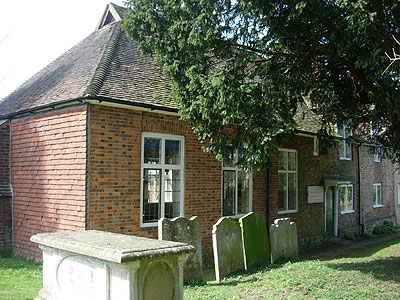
[{"left": 373, "top": 221, "right": 397, "bottom": 235}]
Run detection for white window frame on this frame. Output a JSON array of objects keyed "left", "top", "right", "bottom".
[
  {"left": 221, "top": 149, "right": 253, "bottom": 217},
  {"left": 373, "top": 183, "right": 383, "bottom": 208},
  {"left": 313, "top": 136, "right": 319, "bottom": 156},
  {"left": 339, "top": 184, "right": 354, "bottom": 214},
  {"left": 374, "top": 146, "right": 381, "bottom": 163},
  {"left": 398, "top": 184, "right": 400, "bottom": 205},
  {"left": 278, "top": 148, "right": 298, "bottom": 214},
  {"left": 140, "top": 133, "right": 185, "bottom": 227},
  {"left": 337, "top": 124, "right": 353, "bottom": 160}
]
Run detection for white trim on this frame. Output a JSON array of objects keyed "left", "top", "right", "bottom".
[
  {"left": 336, "top": 124, "right": 353, "bottom": 160},
  {"left": 140, "top": 132, "right": 185, "bottom": 227},
  {"left": 221, "top": 148, "right": 253, "bottom": 217},
  {"left": 313, "top": 137, "right": 319, "bottom": 156},
  {"left": 339, "top": 183, "right": 354, "bottom": 213},
  {"left": 277, "top": 148, "right": 298, "bottom": 213},
  {"left": 397, "top": 184, "right": 400, "bottom": 205},
  {"left": 373, "top": 147, "right": 381, "bottom": 163},
  {"left": 325, "top": 185, "right": 338, "bottom": 237},
  {"left": 373, "top": 183, "right": 382, "bottom": 207}
]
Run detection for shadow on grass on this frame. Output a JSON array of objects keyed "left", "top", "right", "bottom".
[
  {"left": 186, "top": 261, "right": 286, "bottom": 287},
  {"left": 0, "top": 251, "right": 42, "bottom": 271},
  {"left": 326, "top": 257, "right": 400, "bottom": 283}
]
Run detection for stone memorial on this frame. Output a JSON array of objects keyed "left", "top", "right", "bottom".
[
  {"left": 158, "top": 216, "right": 202, "bottom": 281},
  {"left": 239, "top": 212, "right": 270, "bottom": 270},
  {"left": 31, "top": 230, "right": 194, "bottom": 300},
  {"left": 270, "top": 218, "right": 298, "bottom": 263},
  {"left": 212, "top": 217, "right": 244, "bottom": 282}
]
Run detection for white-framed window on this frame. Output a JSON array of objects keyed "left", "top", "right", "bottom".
[
  {"left": 337, "top": 124, "right": 352, "bottom": 160},
  {"left": 374, "top": 146, "right": 381, "bottom": 163},
  {"left": 140, "top": 133, "right": 184, "bottom": 226},
  {"left": 398, "top": 184, "right": 400, "bottom": 205},
  {"left": 339, "top": 184, "right": 354, "bottom": 214},
  {"left": 373, "top": 183, "right": 383, "bottom": 207},
  {"left": 278, "top": 149, "right": 298, "bottom": 214},
  {"left": 313, "top": 137, "right": 319, "bottom": 156},
  {"left": 222, "top": 148, "right": 252, "bottom": 217}
]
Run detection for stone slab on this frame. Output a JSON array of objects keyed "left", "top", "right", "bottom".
[
  {"left": 270, "top": 218, "right": 298, "bottom": 263},
  {"left": 31, "top": 230, "right": 194, "bottom": 263},
  {"left": 239, "top": 212, "right": 270, "bottom": 269},
  {"left": 158, "top": 216, "right": 202, "bottom": 281},
  {"left": 212, "top": 217, "right": 244, "bottom": 282}
]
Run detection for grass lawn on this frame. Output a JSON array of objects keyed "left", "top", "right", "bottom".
[
  {"left": 0, "top": 252, "right": 42, "bottom": 300},
  {"left": 0, "top": 239, "right": 399, "bottom": 300},
  {"left": 185, "top": 238, "right": 400, "bottom": 300}
]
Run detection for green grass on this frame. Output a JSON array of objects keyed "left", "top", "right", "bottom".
[
  {"left": 1, "top": 239, "right": 400, "bottom": 300},
  {"left": 0, "top": 251, "right": 42, "bottom": 300},
  {"left": 185, "top": 238, "right": 400, "bottom": 300}
]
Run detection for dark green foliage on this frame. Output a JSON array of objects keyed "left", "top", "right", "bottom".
[
  {"left": 343, "top": 233, "right": 356, "bottom": 241},
  {"left": 373, "top": 221, "right": 397, "bottom": 235},
  {"left": 123, "top": 0, "right": 400, "bottom": 170}
]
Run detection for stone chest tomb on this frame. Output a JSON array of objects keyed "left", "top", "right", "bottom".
[{"left": 31, "top": 230, "right": 194, "bottom": 300}]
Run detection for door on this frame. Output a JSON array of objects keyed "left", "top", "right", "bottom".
[{"left": 326, "top": 186, "right": 335, "bottom": 237}]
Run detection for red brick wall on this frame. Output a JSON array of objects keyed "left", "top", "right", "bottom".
[
  {"left": 360, "top": 146, "right": 396, "bottom": 233},
  {"left": 0, "top": 121, "right": 12, "bottom": 250},
  {"left": 89, "top": 105, "right": 266, "bottom": 255},
  {"left": 11, "top": 107, "right": 87, "bottom": 260}
]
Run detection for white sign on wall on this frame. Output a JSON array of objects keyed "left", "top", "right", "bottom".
[{"left": 307, "top": 186, "right": 324, "bottom": 204}]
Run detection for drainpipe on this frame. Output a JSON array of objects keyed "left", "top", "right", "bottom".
[{"left": 356, "top": 143, "right": 364, "bottom": 234}]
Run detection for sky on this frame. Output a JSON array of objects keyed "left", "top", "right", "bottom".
[{"left": 0, "top": 0, "right": 126, "bottom": 100}]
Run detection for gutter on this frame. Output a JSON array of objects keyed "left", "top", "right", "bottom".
[
  {"left": 0, "top": 95, "right": 179, "bottom": 121},
  {"left": 356, "top": 142, "right": 364, "bottom": 234}
]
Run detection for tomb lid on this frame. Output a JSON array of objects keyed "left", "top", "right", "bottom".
[{"left": 31, "top": 230, "right": 194, "bottom": 263}]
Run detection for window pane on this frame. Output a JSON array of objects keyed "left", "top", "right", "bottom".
[
  {"left": 165, "top": 140, "right": 181, "bottom": 165},
  {"left": 346, "top": 186, "right": 353, "bottom": 211},
  {"left": 288, "top": 173, "right": 297, "bottom": 210},
  {"left": 143, "top": 169, "right": 160, "bottom": 223},
  {"left": 278, "top": 173, "right": 287, "bottom": 211},
  {"left": 340, "top": 186, "right": 346, "bottom": 211},
  {"left": 339, "top": 140, "right": 345, "bottom": 159},
  {"left": 278, "top": 151, "right": 287, "bottom": 170},
  {"left": 223, "top": 171, "right": 236, "bottom": 216},
  {"left": 164, "top": 169, "right": 181, "bottom": 218},
  {"left": 237, "top": 171, "right": 250, "bottom": 214},
  {"left": 373, "top": 185, "right": 377, "bottom": 205},
  {"left": 223, "top": 146, "right": 236, "bottom": 167},
  {"left": 337, "top": 125, "right": 344, "bottom": 137},
  {"left": 345, "top": 126, "right": 352, "bottom": 138},
  {"left": 377, "top": 185, "right": 382, "bottom": 205},
  {"left": 345, "top": 142, "right": 352, "bottom": 159},
  {"left": 288, "top": 152, "right": 296, "bottom": 171},
  {"left": 144, "top": 138, "right": 161, "bottom": 164}
]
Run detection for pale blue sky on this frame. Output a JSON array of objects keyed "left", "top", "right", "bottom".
[{"left": 0, "top": 0, "right": 125, "bottom": 100}]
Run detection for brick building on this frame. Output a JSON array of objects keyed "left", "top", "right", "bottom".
[{"left": 0, "top": 4, "right": 397, "bottom": 260}]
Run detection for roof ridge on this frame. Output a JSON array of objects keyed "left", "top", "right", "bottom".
[{"left": 84, "top": 22, "right": 122, "bottom": 97}]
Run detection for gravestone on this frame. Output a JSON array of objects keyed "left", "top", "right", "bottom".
[
  {"left": 239, "top": 212, "right": 270, "bottom": 270},
  {"left": 31, "top": 230, "right": 194, "bottom": 300},
  {"left": 212, "top": 217, "right": 244, "bottom": 282},
  {"left": 270, "top": 218, "right": 298, "bottom": 263},
  {"left": 158, "top": 216, "right": 202, "bottom": 281}
]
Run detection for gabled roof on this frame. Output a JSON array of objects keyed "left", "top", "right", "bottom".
[{"left": 0, "top": 3, "right": 320, "bottom": 134}]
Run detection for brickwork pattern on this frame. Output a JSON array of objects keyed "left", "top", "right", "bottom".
[
  {"left": 359, "top": 146, "right": 396, "bottom": 233},
  {"left": 11, "top": 107, "right": 87, "bottom": 260},
  {"left": 88, "top": 105, "right": 267, "bottom": 253},
  {"left": 0, "top": 121, "right": 12, "bottom": 250}
]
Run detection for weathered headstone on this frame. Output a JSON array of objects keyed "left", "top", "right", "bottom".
[
  {"left": 270, "top": 218, "right": 298, "bottom": 263},
  {"left": 31, "top": 230, "right": 194, "bottom": 300},
  {"left": 239, "top": 212, "right": 270, "bottom": 270},
  {"left": 158, "top": 216, "right": 202, "bottom": 281},
  {"left": 212, "top": 217, "right": 244, "bottom": 282}
]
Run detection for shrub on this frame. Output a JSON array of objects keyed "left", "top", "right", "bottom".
[{"left": 373, "top": 221, "right": 397, "bottom": 235}]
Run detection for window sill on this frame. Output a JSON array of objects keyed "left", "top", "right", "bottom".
[
  {"left": 223, "top": 213, "right": 248, "bottom": 220},
  {"left": 374, "top": 160, "right": 381, "bottom": 163},
  {"left": 340, "top": 210, "right": 355, "bottom": 215},
  {"left": 140, "top": 222, "right": 158, "bottom": 228},
  {"left": 373, "top": 204, "right": 383, "bottom": 208},
  {"left": 278, "top": 209, "right": 298, "bottom": 215},
  {"left": 339, "top": 157, "right": 352, "bottom": 161}
]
